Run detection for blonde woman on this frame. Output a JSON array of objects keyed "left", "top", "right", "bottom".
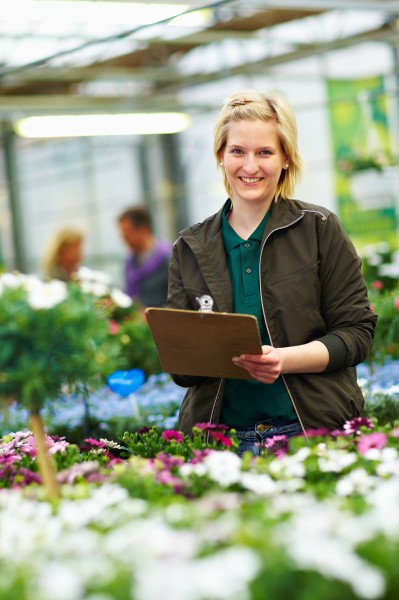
[
  {"left": 41, "top": 228, "right": 84, "bottom": 282},
  {"left": 167, "top": 90, "right": 377, "bottom": 455}
]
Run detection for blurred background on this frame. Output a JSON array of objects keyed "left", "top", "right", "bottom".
[{"left": 1, "top": 0, "right": 398, "bottom": 289}]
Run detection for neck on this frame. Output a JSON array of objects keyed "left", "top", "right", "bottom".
[
  {"left": 135, "top": 234, "right": 155, "bottom": 256},
  {"left": 228, "top": 200, "right": 271, "bottom": 239}
]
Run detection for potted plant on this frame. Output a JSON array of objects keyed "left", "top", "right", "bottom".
[
  {"left": 338, "top": 151, "right": 398, "bottom": 210},
  {"left": 0, "top": 272, "right": 122, "bottom": 498}
]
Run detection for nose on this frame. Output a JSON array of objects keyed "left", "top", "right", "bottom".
[{"left": 243, "top": 154, "right": 259, "bottom": 174}]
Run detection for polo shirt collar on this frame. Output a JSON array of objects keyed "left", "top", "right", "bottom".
[{"left": 222, "top": 202, "right": 271, "bottom": 253}]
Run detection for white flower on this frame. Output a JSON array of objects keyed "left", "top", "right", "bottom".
[
  {"left": 77, "top": 266, "right": 112, "bottom": 285},
  {"left": 240, "top": 472, "right": 276, "bottom": 495},
  {"left": 110, "top": 287, "right": 132, "bottom": 307},
  {"left": 317, "top": 449, "right": 357, "bottom": 472},
  {"left": 79, "top": 280, "right": 109, "bottom": 297},
  {"left": 201, "top": 451, "right": 242, "bottom": 487},
  {"left": 36, "top": 562, "right": 83, "bottom": 600},
  {"left": 0, "top": 271, "right": 28, "bottom": 293},
  {"left": 134, "top": 547, "right": 260, "bottom": 600},
  {"left": 277, "top": 501, "right": 385, "bottom": 599},
  {"left": 27, "top": 279, "right": 68, "bottom": 309},
  {"left": 336, "top": 468, "right": 375, "bottom": 496}
]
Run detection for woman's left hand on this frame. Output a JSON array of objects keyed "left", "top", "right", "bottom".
[
  {"left": 232, "top": 340, "right": 330, "bottom": 381},
  {"left": 232, "top": 345, "right": 283, "bottom": 383}
]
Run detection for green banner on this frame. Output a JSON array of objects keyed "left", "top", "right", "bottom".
[{"left": 327, "top": 77, "right": 398, "bottom": 249}]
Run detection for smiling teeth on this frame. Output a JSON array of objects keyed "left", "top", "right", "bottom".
[{"left": 241, "top": 177, "right": 261, "bottom": 183}]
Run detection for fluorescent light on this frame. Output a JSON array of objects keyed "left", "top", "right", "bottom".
[
  {"left": 7, "top": 2, "right": 191, "bottom": 34},
  {"left": 14, "top": 113, "right": 191, "bottom": 138}
]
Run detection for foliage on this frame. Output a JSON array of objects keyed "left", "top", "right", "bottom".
[
  {"left": 361, "top": 243, "right": 399, "bottom": 291},
  {"left": 338, "top": 150, "right": 397, "bottom": 175},
  {"left": 367, "top": 286, "right": 399, "bottom": 366},
  {"left": 108, "top": 315, "right": 162, "bottom": 377},
  {"left": 119, "top": 423, "right": 238, "bottom": 460},
  {"left": 77, "top": 265, "right": 162, "bottom": 377},
  {"left": 0, "top": 274, "right": 123, "bottom": 413}
]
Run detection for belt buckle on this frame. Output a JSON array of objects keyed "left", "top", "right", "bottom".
[
  {"left": 255, "top": 421, "right": 274, "bottom": 444},
  {"left": 256, "top": 423, "right": 273, "bottom": 433}
]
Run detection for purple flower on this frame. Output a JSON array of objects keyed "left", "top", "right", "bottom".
[
  {"left": 162, "top": 430, "right": 184, "bottom": 443},
  {"left": 357, "top": 432, "right": 388, "bottom": 455}
]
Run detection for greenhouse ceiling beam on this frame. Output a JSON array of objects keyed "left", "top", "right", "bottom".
[
  {"left": 1, "top": 20, "right": 397, "bottom": 94},
  {"left": 1, "top": 23, "right": 399, "bottom": 116},
  {"left": 254, "top": 0, "right": 399, "bottom": 13}
]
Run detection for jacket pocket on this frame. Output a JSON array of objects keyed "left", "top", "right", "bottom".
[{"left": 268, "top": 262, "right": 320, "bottom": 308}]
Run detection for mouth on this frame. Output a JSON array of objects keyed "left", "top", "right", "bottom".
[{"left": 240, "top": 177, "right": 263, "bottom": 184}]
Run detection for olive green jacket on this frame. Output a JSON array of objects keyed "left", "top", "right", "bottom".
[{"left": 167, "top": 198, "right": 377, "bottom": 434}]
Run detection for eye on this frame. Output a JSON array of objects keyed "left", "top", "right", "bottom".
[
  {"left": 259, "top": 149, "right": 273, "bottom": 156},
  {"left": 231, "top": 148, "right": 243, "bottom": 155}
]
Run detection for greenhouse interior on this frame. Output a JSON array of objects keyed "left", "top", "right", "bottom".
[{"left": 1, "top": 1, "right": 399, "bottom": 599}]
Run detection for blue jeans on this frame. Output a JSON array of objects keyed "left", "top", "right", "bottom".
[{"left": 234, "top": 418, "right": 303, "bottom": 456}]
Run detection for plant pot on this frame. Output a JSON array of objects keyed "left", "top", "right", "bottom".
[{"left": 350, "top": 166, "right": 399, "bottom": 210}]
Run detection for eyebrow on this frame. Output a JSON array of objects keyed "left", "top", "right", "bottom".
[{"left": 227, "top": 143, "right": 276, "bottom": 151}]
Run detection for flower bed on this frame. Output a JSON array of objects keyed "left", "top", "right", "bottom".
[{"left": 1, "top": 418, "right": 399, "bottom": 600}]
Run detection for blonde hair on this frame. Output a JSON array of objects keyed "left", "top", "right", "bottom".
[
  {"left": 41, "top": 228, "right": 84, "bottom": 278},
  {"left": 213, "top": 90, "right": 303, "bottom": 200}
]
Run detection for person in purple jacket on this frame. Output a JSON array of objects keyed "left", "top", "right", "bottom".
[{"left": 118, "top": 206, "right": 172, "bottom": 308}]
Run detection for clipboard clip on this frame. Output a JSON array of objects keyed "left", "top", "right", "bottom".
[{"left": 196, "top": 294, "right": 214, "bottom": 312}]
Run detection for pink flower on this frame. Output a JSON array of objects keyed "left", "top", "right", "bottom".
[
  {"left": 371, "top": 280, "right": 384, "bottom": 290},
  {"left": 162, "top": 430, "right": 184, "bottom": 443},
  {"left": 208, "top": 431, "right": 233, "bottom": 447},
  {"left": 304, "top": 428, "right": 330, "bottom": 438},
  {"left": 108, "top": 320, "right": 121, "bottom": 335},
  {"left": 81, "top": 438, "right": 107, "bottom": 452},
  {"left": 357, "top": 432, "right": 388, "bottom": 455},
  {"left": 264, "top": 435, "right": 288, "bottom": 448},
  {"left": 343, "top": 417, "right": 374, "bottom": 435},
  {"left": 394, "top": 296, "right": 399, "bottom": 311},
  {"left": 194, "top": 423, "right": 229, "bottom": 432}
]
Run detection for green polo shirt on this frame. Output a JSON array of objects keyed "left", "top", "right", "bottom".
[{"left": 220, "top": 203, "right": 296, "bottom": 427}]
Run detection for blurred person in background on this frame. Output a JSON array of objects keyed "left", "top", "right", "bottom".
[
  {"left": 41, "top": 227, "right": 84, "bottom": 282},
  {"left": 118, "top": 206, "right": 172, "bottom": 308}
]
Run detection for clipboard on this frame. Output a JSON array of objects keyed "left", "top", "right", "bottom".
[{"left": 145, "top": 307, "right": 262, "bottom": 380}]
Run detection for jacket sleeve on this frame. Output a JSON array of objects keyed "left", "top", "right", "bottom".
[
  {"left": 166, "top": 240, "right": 209, "bottom": 388},
  {"left": 316, "top": 212, "right": 377, "bottom": 368}
]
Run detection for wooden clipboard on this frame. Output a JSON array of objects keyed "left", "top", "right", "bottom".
[{"left": 145, "top": 307, "right": 262, "bottom": 380}]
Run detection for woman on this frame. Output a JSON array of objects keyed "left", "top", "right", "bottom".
[
  {"left": 41, "top": 228, "right": 84, "bottom": 282},
  {"left": 167, "top": 90, "right": 377, "bottom": 455}
]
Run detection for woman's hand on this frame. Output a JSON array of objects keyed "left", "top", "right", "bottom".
[
  {"left": 232, "top": 345, "right": 283, "bottom": 383},
  {"left": 232, "top": 340, "right": 330, "bottom": 383}
]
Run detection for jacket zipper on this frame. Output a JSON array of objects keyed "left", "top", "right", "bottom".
[
  {"left": 258, "top": 212, "right": 309, "bottom": 436},
  {"left": 208, "top": 209, "right": 324, "bottom": 434}
]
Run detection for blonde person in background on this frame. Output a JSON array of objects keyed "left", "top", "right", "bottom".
[{"left": 41, "top": 228, "right": 84, "bottom": 282}]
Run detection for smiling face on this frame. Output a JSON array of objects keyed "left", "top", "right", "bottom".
[{"left": 220, "top": 119, "right": 288, "bottom": 209}]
